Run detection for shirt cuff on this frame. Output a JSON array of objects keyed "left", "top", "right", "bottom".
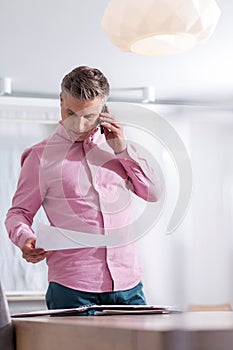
[
  {"left": 114, "top": 147, "right": 136, "bottom": 164},
  {"left": 17, "top": 231, "right": 35, "bottom": 250}
]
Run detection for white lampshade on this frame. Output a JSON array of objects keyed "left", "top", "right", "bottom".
[{"left": 101, "top": 0, "right": 221, "bottom": 56}]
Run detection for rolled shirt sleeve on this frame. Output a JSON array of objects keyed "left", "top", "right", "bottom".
[
  {"left": 115, "top": 143, "right": 161, "bottom": 202},
  {"left": 5, "top": 147, "right": 46, "bottom": 249}
]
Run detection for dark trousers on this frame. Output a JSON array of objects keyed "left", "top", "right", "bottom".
[{"left": 46, "top": 281, "right": 146, "bottom": 315}]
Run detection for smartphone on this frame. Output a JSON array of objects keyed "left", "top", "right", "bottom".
[{"left": 100, "top": 104, "right": 106, "bottom": 134}]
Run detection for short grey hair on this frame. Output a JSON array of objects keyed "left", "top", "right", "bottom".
[{"left": 61, "top": 66, "right": 110, "bottom": 100}]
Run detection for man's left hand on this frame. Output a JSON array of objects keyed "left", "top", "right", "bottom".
[{"left": 99, "top": 106, "right": 127, "bottom": 154}]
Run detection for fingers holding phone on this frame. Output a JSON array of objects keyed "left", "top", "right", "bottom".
[{"left": 99, "top": 105, "right": 127, "bottom": 154}]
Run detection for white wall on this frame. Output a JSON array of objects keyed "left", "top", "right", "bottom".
[
  {"left": 138, "top": 104, "right": 233, "bottom": 308},
  {"left": 0, "top": 99, "right": 59, "bottom": 293},
  {"left": 0, "top": 0, "right": 232, "bottom": 100},
  {"left": 1, "top": 0, "right": 233, "bottom": 308}
]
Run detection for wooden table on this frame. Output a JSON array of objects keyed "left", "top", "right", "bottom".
[{"left": 12, "top": 311, "right": 233, "bottom": 350}]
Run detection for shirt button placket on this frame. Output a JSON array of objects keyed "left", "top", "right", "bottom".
[{"left": 83, "top": 140, "right": 115, "bottom": 290}]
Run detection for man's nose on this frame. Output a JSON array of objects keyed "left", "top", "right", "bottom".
[{"left": 74, "top": 117, "right": 86, "bottom": 132}]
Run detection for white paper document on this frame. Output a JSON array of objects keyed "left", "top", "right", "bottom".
[{"left": 36, "top": 223, "right": 123, "bottom": 251}]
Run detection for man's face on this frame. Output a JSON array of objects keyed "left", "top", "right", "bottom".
[{"left": 60, "top": 92, "right": 103, "bottom": 141}]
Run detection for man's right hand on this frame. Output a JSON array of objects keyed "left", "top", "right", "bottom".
[{"left": 22, "top": 237, "right": 50, "bottom": 264}]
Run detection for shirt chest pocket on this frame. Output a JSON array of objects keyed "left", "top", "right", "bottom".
[{"left": 93, "top": 160, "right": 131, "bottom": 211}]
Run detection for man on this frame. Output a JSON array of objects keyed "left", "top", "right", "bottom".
[{"left": 5, "top": 66, "right": 161, "bottom": 314}]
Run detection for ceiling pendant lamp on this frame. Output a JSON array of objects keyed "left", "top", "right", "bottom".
[{"left": 101, "top": 0, "right": 221, "bottom": 56}]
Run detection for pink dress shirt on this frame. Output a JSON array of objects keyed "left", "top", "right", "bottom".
[{"left": 5, "top": 122, "right": 160, "bottom": 292}]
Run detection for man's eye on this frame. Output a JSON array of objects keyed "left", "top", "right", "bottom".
[{"left": 84, "top": 114, "right": 95, "bottom": 119}]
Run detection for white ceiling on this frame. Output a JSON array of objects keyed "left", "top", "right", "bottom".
[{"left": 0, "top": 0, "right": 232, "bottom": 101}]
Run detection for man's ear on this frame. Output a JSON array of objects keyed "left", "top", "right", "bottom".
[{"left": 60, "top": 92, "right": 63, "bottom": 106}]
